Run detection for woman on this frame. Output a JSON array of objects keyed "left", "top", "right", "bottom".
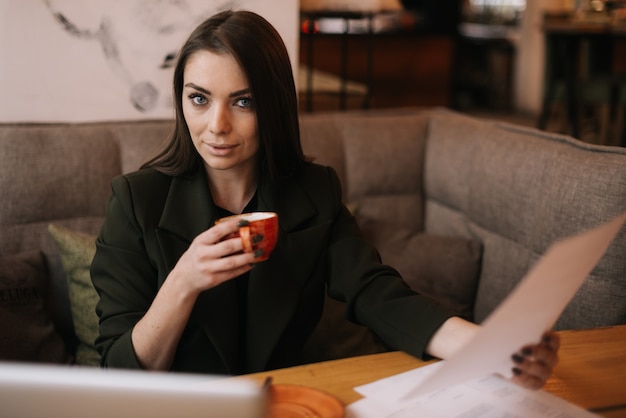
[{"left": 91, "top": 10, "right": 558, "bottom": 389}]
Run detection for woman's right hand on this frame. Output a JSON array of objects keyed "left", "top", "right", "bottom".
[
  {"left": 130, "top": 218, "right": 261, "bottom": 370},
  {"left": 171, "top": 218, "right": 261, "bottom": 295}
]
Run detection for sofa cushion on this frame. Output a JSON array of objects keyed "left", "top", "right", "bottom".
[
  {"left": 338, "top": 114, "right": 429, "bottom": 233},
  {"left": 107, "top": 120, "right": 173, "bottom": 173},
  {"left": 0, "top": 217, "right": 105, "bottom": 351},
  {"left": 48, "top": 224, "right": 100, "bottom": 367},
  {"left": 360, "top": 218, "right": 482, "bottom": 321},
  {"left": 300, "top": 111, "right": 429, "bottom": 233},
  {"left": 299, "top": 113, "right": 347, "bottom": 187},
  {"left": 0, "top": 250, "right": 71, "bottom": 364}
]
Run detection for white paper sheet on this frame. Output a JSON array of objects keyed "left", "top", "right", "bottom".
[
  {"left": 347, "top": 211, "right": 626, "bottom": 417},
  {"left": 348, "top": 363, "right": 598, "bottom": 418}
]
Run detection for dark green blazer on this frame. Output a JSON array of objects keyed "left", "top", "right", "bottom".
[{"left": 91, "top": 163, "right": 452, "bottom": 375}]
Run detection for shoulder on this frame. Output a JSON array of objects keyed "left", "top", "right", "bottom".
[
  {"left": 111, "top": 168, "right": 175, "bottom": 217},
  {"left": 294, "top": 162, "right": 341, "bottom": 191},
  {"left": 282, "top": 162, "right": 343, "bottom": 205},
  {"left": 290, "top": 162, "right": 344, "bottom": 213},
  {"left": 112, "top": 167, "right": 172, "bottom": 190},
  {"left": 111, "top": 167, "right": 173, "bottom": 202}
]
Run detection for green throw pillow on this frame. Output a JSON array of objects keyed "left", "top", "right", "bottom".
[{"left": 48, "top": 224, "right": 100, "bottom": 366}]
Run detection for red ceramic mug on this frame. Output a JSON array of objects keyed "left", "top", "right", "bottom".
[{"left": 215, "top": 212, "right": 279, "bottom": 262}]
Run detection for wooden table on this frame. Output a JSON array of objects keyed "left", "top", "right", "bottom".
[
  {"left": 544, "top": 326, "right": 626, "bottom": 417},
  {"left": 239, "top": 325, "right": 626, "bottom": 417}
]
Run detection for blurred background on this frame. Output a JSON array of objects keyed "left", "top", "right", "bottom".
[
  {"left": 299, "top": 0, "right": 626, "bottom": 146},
  {"left": 2, "top": 0, "right": 625, "bottom": 146}
]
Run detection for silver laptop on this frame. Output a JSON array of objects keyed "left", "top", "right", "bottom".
[{"left": 0, "top": 361, "right": 267, "bottom": 418}]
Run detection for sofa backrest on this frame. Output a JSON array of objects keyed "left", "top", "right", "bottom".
[
  {"left": 0, "top": 120, "right": 173, "bottom": 345},
  {"left": 300, "top": 109, "right": 429, "bottom": 234},
  {"left": 422, "top": 109, "right": 626, "bottom": 330}
]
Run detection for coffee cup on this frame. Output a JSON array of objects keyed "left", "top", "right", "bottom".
[{"left": 215, "top": 212, "right": 278, "bottom": 261}]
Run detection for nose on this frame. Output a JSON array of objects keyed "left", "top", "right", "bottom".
[{"left": 208, "top": 103, "right": 231, "bottom": 135}]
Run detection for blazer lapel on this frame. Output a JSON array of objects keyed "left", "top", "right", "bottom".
[
  {"left": 154, "top": 169, "right": 239, "bottom": 373},
  {"left": 246, "top": 175, "right": 325, "bottom": 372}
]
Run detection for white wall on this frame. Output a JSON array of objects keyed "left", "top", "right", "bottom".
[
  {"left": 0, "top": 0, "right": 298, "bottom": 123},
  {"left": 513, "top": 0, "right": 573, "bottom": 114}
]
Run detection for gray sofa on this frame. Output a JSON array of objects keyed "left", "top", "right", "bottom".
[{"left": 1, "top": 108, "right": 625, "bottom": 366}]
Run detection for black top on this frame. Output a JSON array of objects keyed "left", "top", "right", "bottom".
[{"left": 214, "top": 192, "right": 258, "bottom": 374}]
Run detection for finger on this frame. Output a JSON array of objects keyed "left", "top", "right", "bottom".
[
  {"left": 517, "top": 345, "right": 559, "bottom": 370},
  {"left": 210, "top": 235, "right": 246, "bottom": 258},
  {"left": 193, "top": 250, "right": 257, "bottom": 288},
  {"left": 510, "top": 348, "right": 557, "bottom": 388},
  {"left": 510, "top": 370, "right": 545, "bottom": 390},
  {"left": 197, "top": 218, "right": 243, "bottom": 245},
  {"left": 535, "top": 342, "right": 559, "bottom": 369},
  {"left": 206, "top": 262, "right": 255, "bottom": 287},
  {"left": 512, "top": 353, "right": 553, "bottom": 382},
  {"left": 541, "top": 331, "right": 560, "bottom": 353},
  {"left": 508, "top": 331, "right": 561, "bottom": 391},
  {"left": 519, "top": 335, "right": 560, "bottom": 369},
  {"left": 212, "top": 250, "right": 259, "bottom": 272}
]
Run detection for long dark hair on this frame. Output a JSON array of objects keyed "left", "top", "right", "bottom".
[{"left": 143, "top": 10, "right": 306, "bottom": 180}]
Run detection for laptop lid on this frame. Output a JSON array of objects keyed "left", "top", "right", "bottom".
[{"left": 0, "top": 361, "right": 267, "bottom": 418}]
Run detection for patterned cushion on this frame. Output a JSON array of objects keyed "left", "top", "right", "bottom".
[
  {"left": 0, "top": 250, "right": 71, "bottom": 364},
  {"left": 48, "top": 224, "right": 100, "bottom": 366}
]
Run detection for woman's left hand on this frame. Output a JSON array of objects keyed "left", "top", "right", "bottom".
[{"left": 510, "top": 331, "right": 560, "bottom": 390}]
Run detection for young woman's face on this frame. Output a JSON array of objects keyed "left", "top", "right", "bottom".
[{"left": 182, "top": 50, "right": 259, "bottom": 176}]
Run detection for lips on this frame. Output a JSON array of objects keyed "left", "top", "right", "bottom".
[{"left": 204, "top": 141, "right": 238, "bottom": 156}]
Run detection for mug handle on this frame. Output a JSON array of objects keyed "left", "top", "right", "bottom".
[{"left": 239, "top": 226, "right": 252, "bottom": 253}]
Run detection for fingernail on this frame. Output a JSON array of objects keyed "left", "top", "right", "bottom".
[
  {"left": 252, "top": 234, "right": 264, "bottom": 243},
  {"left": 237, "top": 219, "right": 250, "bottom": 227},
  {"left": 254, "top": 249, "right": 265, "bottom": 258},
  {"left": 522, "top": 347, "right": 532, "bottom": 356},
  {"left": 512, "top": 354, "right": 524, "bottom": 364},
  {"left": 512, "top": 367, "right": 522, "bottom": 376}
]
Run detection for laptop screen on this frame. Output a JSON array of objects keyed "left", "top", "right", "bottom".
[{"left": 0, "top": 361, "right": 267, "bottom": 418}]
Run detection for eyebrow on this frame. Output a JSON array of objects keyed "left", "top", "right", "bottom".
[{"left": 184, "top": 83, "right": 251, "bottom": 97}]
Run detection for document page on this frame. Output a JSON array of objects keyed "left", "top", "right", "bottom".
[{"left": 348, "top": 363, "right": 598, "bottom": 417}]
